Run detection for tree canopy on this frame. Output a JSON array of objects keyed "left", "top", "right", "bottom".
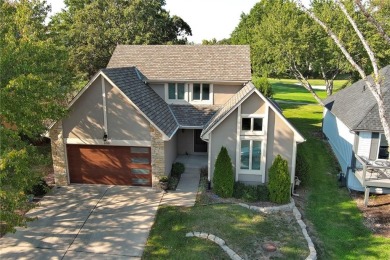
[{"left": 51, "top": 0, "right": 192, "bottom": 78}]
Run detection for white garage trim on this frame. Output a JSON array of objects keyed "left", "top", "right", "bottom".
[{"left": 64, "top": 138, "right": 151, "bottom": 146}]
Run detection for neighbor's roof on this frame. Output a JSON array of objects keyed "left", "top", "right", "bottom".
[
  {"left": 169, "top": 104, "right": 220, "bottom": 128},
  {"left": 107, "top": 45, "right": 251, "bottom": 82},
  {"left": 101, "top": 67, "right": 178, "bottom": 138},
  {"left": 323, "top": 65, "right": 390, "bottom": 132}
]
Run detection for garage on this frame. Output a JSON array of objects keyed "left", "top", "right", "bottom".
[{"left": 66, "top": 145, "right": 151, "bottom": 186}]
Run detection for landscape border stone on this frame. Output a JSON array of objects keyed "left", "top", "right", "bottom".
[{"left": 238, "top": 199, "right": 317, "bottom": 260}]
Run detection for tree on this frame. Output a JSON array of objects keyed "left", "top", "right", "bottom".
[
  {"left": 252, "top": 77, "right": 273, "bottom": 98},
  {"left": 297, "top": 0, "right": 390, "bottom": 157},
  {"left": 0, "top": 0, "right": 71, "bottom": 232},
  {"left": 51, "top": 0, "right": 192, "bottom": 78},
  {"left": 213, "top": 147, "right": 234, "bottom": 198},
  {"left": 267, "top": 155, "right": 291, "bottom": 204}
]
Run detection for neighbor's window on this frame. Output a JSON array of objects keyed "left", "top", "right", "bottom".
[
  {"left": 168, "top": 83, "right": 185, "bottom": 100},
  {"left": 378, "top": 134, "right": 389, "bottom": 160},
  {"left": 241, "top": 117, "right": 263, "bottom": 132},
  {"left": 240, "top": 140, "right": 262, "bottom": 171},
  {"left": 192, "top": 83, "right": 210, "bottom": 101}
]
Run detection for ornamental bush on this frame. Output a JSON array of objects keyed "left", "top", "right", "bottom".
[
  {"left": 267, "top": 155, "right": 291, "bottom": 204},
  {"left": 213, "top": 147, "right": 234, "bottom": 198},
  {"left": 252, "top": 77, "right": 273, "bottom": 98},
  {"left": 295, "top": 149, "right": 310, "bottom": 186}
]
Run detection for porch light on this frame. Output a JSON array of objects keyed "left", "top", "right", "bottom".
[{"left": 103, "top": 132, "right": 108, "bottom": 142}]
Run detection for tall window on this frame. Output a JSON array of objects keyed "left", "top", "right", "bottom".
[
  {"left": 168, "top": 83, "right": 185, "bottom": 100},
  {"left": 192, "top": 83, "right": 210, "bottom": 101},
  {"left": 378, "top": 134, "right": 389, "bottom": 160},
  {"left": 240, "top": 140, "right": 262, "bottom": 171}
]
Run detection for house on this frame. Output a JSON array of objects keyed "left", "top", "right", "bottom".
[
  {"left": 49, "top": 45, "right": 305, "bottom": 190},
  {"left": 322, "top": 65, "right": 390, "bottom": 204}
]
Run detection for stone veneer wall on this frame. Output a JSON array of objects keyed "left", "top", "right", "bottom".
[
  {"left": 49, "top": 121, "right": 68, "bottom": 186},
  {"left": 150, "top": 125, "right": 166, "bottom": 187}
]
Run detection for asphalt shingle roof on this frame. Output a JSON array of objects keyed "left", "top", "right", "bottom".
[
  {"left": 169, "top": 105, "right": 220, "bottom": 128},
  {"left": 101, "top": 67, "right": 178, "bottom": 138},
  {"left": 107, "top": 45, "right": 251, "bottom": 82},
  {"left": 201, "top": 82, "right": 254, "bottom": 137},
  {"left": 323, "top": 65, "right": 390, "bottom": 132}
]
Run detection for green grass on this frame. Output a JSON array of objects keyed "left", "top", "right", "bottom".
[
  {"left": 143, "top": 204, "right": 308, "bottom": 259},
  {"left": 279, "top": 100, "right": 390, "bottom": 259},
  {"left": 268, "top": 78, "right": 348, "bottom": 104}
]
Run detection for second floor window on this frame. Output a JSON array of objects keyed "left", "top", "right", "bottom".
[
  {"left": 193, "top": 83, "right": 210, "bottom": 101},
  {"left": 168, "top": 83, "right": 185, "bottom": 100}
]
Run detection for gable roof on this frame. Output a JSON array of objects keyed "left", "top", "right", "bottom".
[
  {"left": 100, "top": 67, "right": 178, "bottom": 138},
  {"left": 323, "top": 65, "right": 390, "bottom": 132},
  {"left": 107, "top": 45, "right": 251, "bottom": 82},
  {"left": 201, "top": 82, "right": 305, "bottom": 143}
]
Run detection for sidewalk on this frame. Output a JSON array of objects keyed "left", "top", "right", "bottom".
[{"left": 159, "top": 155, "right": 206, "bottom": 207}]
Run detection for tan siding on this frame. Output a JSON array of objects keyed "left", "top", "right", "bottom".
[
  {"left": 106, "top": 80, "right": 151, "bottom": 141},
  {"left": 213, "top": 84, "right": 242, "bottom": 105},
  {"left": 241, "top": 94, "right": 266, "bottom": 114},
  {"left": 269, "top": 110, "right": 294, "bottom": 176},
  {"left": 63, "top": 76, "right": 104, "bottom": 139},
  {"left": 265, "top": 108, "right": 276, "bottom": 183},
  {"left": 210, "top": 110, "right": 238, "bottom": 181},
  {"left": 164, "top": 132, "right": 178, "bottom": 174},
  {"left": 150, "top": 83, "right": 165, "bottom": 100}
]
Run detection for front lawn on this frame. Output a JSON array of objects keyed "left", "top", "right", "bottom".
[
  {"left": 268, "top": 78, "right": 348, "bottom": 103},
  {"left": 143, "top": 204, "right": 308, "bottom": 259},
  {"left": 280, "top": 102, "right": 390, "bottom": 259}
]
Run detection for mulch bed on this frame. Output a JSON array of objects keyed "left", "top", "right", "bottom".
[{"left": 351, "top": 191, "right": 390, "bottom": 238}]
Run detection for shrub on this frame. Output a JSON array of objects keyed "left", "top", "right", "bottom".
[
  {"left": 213, "top": 147, "right": 234, "bottom": 198},
  {"left": 252, "top": 77, "right": 273, "bottom": 98},
  {"left": 26, "top": 179, "right": 50, "bottom": 196},
  {"left": 295, "top": 149, "right": 310, "bottom": 186},
  {"left": 267, "top": 155, "right": 291, "bottom": 204},
  {"left": 171, "top": 162, "right": 185, "bottom": 178},
  {"left": 233, "top": 182, "right": 269, "bottom": 202}
]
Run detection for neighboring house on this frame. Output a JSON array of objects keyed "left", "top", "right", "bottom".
[
  {"left": 49, "top": 45, "right": 305, "bottom": 190},
  {"left": 322, "top": 65, "right": 390, "bottom": 203}
]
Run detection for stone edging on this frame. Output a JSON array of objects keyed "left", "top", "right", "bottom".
[
  {"left": 238, "top": 199, "right": 317, "bottom": 260},
  {"left": 186, "top": 232, "right": 243, "bottom": 260}
]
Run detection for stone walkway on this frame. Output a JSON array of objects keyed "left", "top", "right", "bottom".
[{"left": 160, "top": 155, "right": 207, "bottom": 207}]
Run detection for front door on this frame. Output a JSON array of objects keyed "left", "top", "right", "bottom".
[{"left": 194, "top": 129, "right": 207, "bottom": 153}]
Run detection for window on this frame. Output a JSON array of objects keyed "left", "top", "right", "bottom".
[
  {"left": 192, "top": 83, "right": 210, "bottom": 101},
  {"left": 378, "top": 134, "right": 389, "bottom": 160},
  {"left": 240, "top": 140, "right": 262, "bottom": 171},
  {"left": 241, "top": 117, "right": 263, "bottom": 132},
  {"left": 168, "top": 83, "right": 185, "bottom": 100}
]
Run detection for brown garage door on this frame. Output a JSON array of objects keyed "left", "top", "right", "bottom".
[{"left": 67, "top": 145, "right": 151, "bottom": 186}]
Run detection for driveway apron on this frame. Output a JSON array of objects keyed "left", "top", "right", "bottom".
[{"left": 0, "top": 184, "right": 163, "bottom": 259}]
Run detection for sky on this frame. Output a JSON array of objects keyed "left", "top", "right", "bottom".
[{"left": 46, "top": 0, "right": 309, "bottom": 44}]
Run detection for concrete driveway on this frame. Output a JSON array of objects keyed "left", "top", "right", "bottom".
[{"left": 0, "top": 185, "right": 163, "bottom": 259}]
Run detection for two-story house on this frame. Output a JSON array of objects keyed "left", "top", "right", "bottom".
[{"left": 49, "top": 45, "right": 304, "bottom": 189}]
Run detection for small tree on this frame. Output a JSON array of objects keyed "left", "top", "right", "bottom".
[
  {"left": 267, "top": 155, "right": 291, "bottom": 204},
  {"left": 252, "top": 77, "right": 274, "bottom": 98},
  {"left": 213, "top": 147, "right": 234, "bottom": 198}
]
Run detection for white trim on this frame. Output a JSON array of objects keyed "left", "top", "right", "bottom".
[
  {"left": 165, "top": 82, "right": 189, "bottom": 103},
  {"left": 235, "top": 105, "right": 242, "bottom": 181},
  {"left": 64, "top": 138, "right": 151, "bottom": 146},
  {"left": 101, "top": 76, "right": 108, "bottom": 135},
  {"left": 240, "top": 114, "right": 266, "bottom": 136},
  {"left": 146, "top": 79, "right": 249, "bottom": 84},
  {"left": 189, "top": 83, "right": 213, "bottom": 105},
  {"left": 262, "top": 104, "right": 269, "bottom": 183},
  {"left": 100, "top": 73, "right": 171, "bottom": 141},
  {"left": 377, "top": 133, "right": 389, "bottom": 160},
  {"left": 238, "top": 138, "right": 265, "bottom": 178},
  {"left": 291, "top": 138, "right": 297, "bottom": 190},
  {"left": 63, "top": 123, "right": 70, "bottom": 185}
]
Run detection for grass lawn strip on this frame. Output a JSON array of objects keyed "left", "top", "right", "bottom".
[
  {"left": 279, "top": 101, "right": 390, "bottom": 259},
  {"left": 143, "top": 204, "right": 309, "bottom": 259}
]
